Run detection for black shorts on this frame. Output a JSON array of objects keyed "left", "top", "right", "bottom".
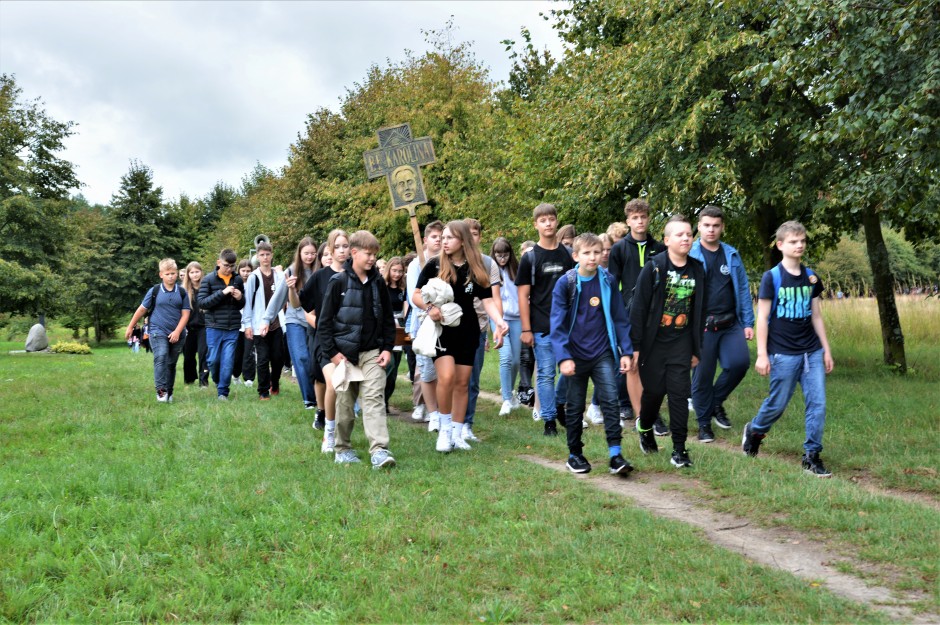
[{"left": 433, "top": 346, "right": 477, "bottom": 367}]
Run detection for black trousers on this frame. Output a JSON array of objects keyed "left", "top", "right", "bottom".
[
  {"left": 638, "top": 351, "right": 692, "bottom": 448},
  {"left": 254, "top": 326, "right": 285, "bottom": 395},
  {"left": 233, "top": 333, "right": 256, "bottom": 382},
  {"left": 182, "top": 325, "right": 208, "bottom": 385}
]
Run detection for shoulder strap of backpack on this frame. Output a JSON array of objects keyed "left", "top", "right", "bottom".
[
  {"left": 769, "top": 264, "right": 783, "bottom": 323},
  {"left": 145, "top": 284, "right": 160, "bottom": 317}
]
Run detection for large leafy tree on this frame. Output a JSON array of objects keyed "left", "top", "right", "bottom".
[
  {"left": 0, "top": 74, "right": 81, "bottom": 317},
  {"left": 749, "top": 0, "right": 940, "bottom": 371}
]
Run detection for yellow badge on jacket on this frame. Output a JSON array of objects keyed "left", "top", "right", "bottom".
[{"left": 589, "top": 297, "right": 600, "bottom": 307}]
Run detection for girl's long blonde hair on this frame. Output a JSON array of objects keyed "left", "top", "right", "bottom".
[
  {"left": 182, "top": 261, "right": 203, "bottom": 302},
  {"left": 439, "top": 220, "right": 489, "bottom": 288}
]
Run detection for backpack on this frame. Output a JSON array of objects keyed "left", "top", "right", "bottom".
[{"left": 769, "top": 263, "right": 816, "bottom": 323}]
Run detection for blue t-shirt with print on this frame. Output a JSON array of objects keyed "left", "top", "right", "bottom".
[{"left": 758, "top": 265, "right": 824, "bottom": 355}]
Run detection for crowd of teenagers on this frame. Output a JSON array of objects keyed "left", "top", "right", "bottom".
[{"left": 125, "top": 200, "right": 835, "bottom": 477}]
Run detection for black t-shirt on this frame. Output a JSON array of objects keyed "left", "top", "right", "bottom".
[
  {"left": 759, "top": 265, "right": 824, "bottom": 355},
  {"left": 702, "top": 246, "right": 734, "bottom": 316},
  {"left": 515, "top": 244, "right": 574, "bottom": 335},
  {"left": 416, "top": 258, "right": 491, "bottom": 355},
  {"left": 387, "top": 285, "right": 405, "bottom": 326},
  {"left": 299, "top": 266, "right": 340, "bottom": 317},
  {"left": 657, "top": 258, "right": 697, "bottom": 365}
]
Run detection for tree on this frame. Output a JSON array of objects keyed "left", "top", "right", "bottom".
[
  {"left": 0, "top": 74, "right": 81, "bottom": 317},
  {"left": 750, "top": 0, "right": 940, "bottom": 371}
]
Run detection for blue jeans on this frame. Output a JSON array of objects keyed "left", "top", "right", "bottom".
[
  {"left": 751, "top": 349, "right": 827, "bottom": 454},
  {"left": 564, "top": 352, "right": 622, "bottom": 455},
  {"left": 285, "top": 323, "right": 315, "bottom": 405},
  {"left": 465, "top": 330, "right": 486, "bottom": 427},
  {"left": 533, "top": 332, "right": 558, "bottom": 421},
  {"left": 494, "top": 318, "right": 521, "bottom": 402},
  {"left": 206, "top": 328, "right": 239, "bottom": 397},
  {"left": 692, "top": 323, "right": 750, "bottom": 426},
  {"left": 150, "top": 333, "right": 185, "bottom": 395}
]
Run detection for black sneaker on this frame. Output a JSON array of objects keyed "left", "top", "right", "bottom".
[
  {"left": 618, "top": 406, "right": 635, "bottom": 423},
  {"left": 653, "top": 416, "right": 669, "bottom": 437},
  {"left": 742, "top": 421, "right": 766, "bottom": 457},
  {"left": 544, "top": 419, "right": 558, "bottom": 436},
  {"left": 609, "top": 454, "right": 634, "bottom": 475},
  {"left": 670, "top": 448, "right": 693, "bottom": 468},
  {"left": 638, "top": 424, "right": 658, "bottom": 454},
  {"left": 566, "top": 454, "right": 591, "bottom": 474},
  {"left": 313, "top": 409, "right": 326, "bottom": 431},
  {"left": 697, "top": 424, "right": 715, "bottom": 443},
  {"left": 713, "top": 404, "right": 732, "bottom": 429},
  {"left": 801, "top": 453, "right": 832, "bottom": 478}
]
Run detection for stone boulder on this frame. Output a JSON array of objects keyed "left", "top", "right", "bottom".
[{"left": 25, "top": 324, "right": 49, "bottom": 352}]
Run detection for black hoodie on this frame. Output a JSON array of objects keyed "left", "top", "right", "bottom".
[{"left": 607, "top": 233, "right": 666, "bottom": 311}]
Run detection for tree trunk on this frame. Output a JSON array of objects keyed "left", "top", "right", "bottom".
[
  {"left": 754, "top": 201, "right": 782, "bottom": 270},
  {"left": 862, "top": 203, "right": 906, "bottom": 373}
]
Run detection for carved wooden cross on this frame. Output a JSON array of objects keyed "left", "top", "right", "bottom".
[{"left": 364, "top": 123, "right": 436, "bottom": 263}]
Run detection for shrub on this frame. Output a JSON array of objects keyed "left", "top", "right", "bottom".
[{"left": 50, "top": 341, "right": 92, "bottom": 355}]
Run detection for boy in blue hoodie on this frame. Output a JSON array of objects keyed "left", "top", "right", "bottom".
[{"left": 550, "top": 234, "right": 635, "bottom": 475}]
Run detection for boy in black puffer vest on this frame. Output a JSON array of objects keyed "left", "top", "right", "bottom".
[{"left": 318, "top": 231, "right": 397, "bottom": 470}]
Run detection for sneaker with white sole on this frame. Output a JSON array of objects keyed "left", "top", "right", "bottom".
[
  {"left": 321, "top": 430, "right": 336, "bottom": 454},
  {"left": 452, "top": 433, "right": 472, "bottom": 450},
  {"left": 156, "top": 389, "right": 168, "bottom": 402},
  {"left": 499, "top": 400, "right": 512, "bottom": 416},
  {"left": 670, "top": 448, "right": 693, "bottom": 468},
  {"left": 462, "top": 425, "right": 480, "bottom": 442},
  {"left": 532, "top": 408, "right": 541, "bottom": 421},
  {"left": 510, "top": 396, "right": 521, "bottom": 410},
  {"left": 566, "top": 454, "right": 591, "bottom": 474},
  {"left": 436, "top": 426, "right": 453, "bottom": 453},
  {"left": 370, "top": 449, "right": 396, "bottom": 470},
  {"left": 244, "top": 379, "right": 253, "bottom": 388},
  {"left": 334, "top": 449, "right": 360, "bottom": 464},
  {"left": 587, "top": 403, "right": 604, "bottom": 425},
  {"left": 428, "top": 413, "right": 440, "bottom": 432},
  {"left": 653, "top": 416, "right": 670, "bottom": 437},
  {"left": 411, "top": 404, "right": 426, "bottom": 421}
]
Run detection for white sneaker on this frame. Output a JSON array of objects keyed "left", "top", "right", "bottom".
[
  {"left": 532, "top": 408, "right": 541, "bottom": 421},
  {"left": 510, "top": 396, "right": 521, "bottom": 410},
  {"left": 452, "top": 435, "right": 472, "bottom": 450},
  {"left": 156, "top": 391, "right": 168, "bottom": 403},
  {"left": 411, "top": 404, "right": 426, "bottom": 422},
  {"left": 588, "top": 403, "right": 604, "bottom": 425},
  {"left": 583, "top": 419, "right": 590, "bottom": 429},
  {"left": 244, "top": 379, "right": 253, "bottom": 388},
  {"left": 321, "top": 430, "right": 336, "bottom": 454},
  {"left": 428, "top": 413, "right": 440, "bottom": 432},
  {"left": 499, "top": 400, "right": 512, "bottom": 416},
  {"left": 231, "top": 377, "right": 242, "bottom": 386},
  {"left": 462, "top": 425, "right": 480, "bottom": 442},
  {"left": 436, "top": 425, "right": 453, "bottom": 453},
  {"left": 688, "top": 397, "right": 695, "bottom": 414}
]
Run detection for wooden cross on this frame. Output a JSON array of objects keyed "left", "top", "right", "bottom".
[{"left": 363, "top": 123, "right": 436, "bottom": 264}]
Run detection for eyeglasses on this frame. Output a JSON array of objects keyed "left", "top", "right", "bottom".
[
  {"left": 494, "top": 252, "right": 510, "bottom": 259},
  {"left": 219, "top": 262, "right": 234, "bottom": 269}
]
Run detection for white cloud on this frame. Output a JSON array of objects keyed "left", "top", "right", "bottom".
[{"left": 0, "top": 1, "right": 566, "bottom": 205}]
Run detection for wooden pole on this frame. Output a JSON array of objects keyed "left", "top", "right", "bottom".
[{"left": 408, "top": 204, "right": 426, "bottom": 268}]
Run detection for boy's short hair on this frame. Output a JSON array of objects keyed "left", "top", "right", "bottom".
[
  {"left": 463, "top": 218, "right": 482, "bottom": 233},
  {"left": 520, "top": 240, "right": 536, "bottom": 253},
  {"left": 349, "top": 230, "right": 380, "bottom": 252},
  {"left": 663, "top": 214, "right": 691, "bottom": 237},
  {"left": 219, "top": 248, "right": 237, "bottom": 264},
  {"left": 424, "top": 220, "right": 444, "bottom": 237},
  {"left": 572, "top": 233, "right": 602, "bottom": 254},
  {"left": 256, "top": 241, "right": 273, "bottom": 253},
  {"left": 699, "top": 205, "right": 724, "bottom": 221},
  {"left": 776, "top": 220, "right": 806, "bottom": 241},
  {"left": 159, "top": 258, "right": 177, "bottom": 271},
  {"left": 606, "top": 222, "right": 628, "bottom": 239},
  {"left": 623, "top": 199, "right": 650, "bottom": 218},
  {"left": 599, "top": 233, "right": 612, "bottom": 246},
  {"left": 533, "top": 203, "right": 557, "bottom": 220}
]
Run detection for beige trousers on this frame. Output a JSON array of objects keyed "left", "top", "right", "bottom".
[{"left": 334, "top": 349, "right": 390, "bottom": 454}]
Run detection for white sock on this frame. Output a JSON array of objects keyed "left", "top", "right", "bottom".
[
  {"left": 325, "top": 420, "right": 336, "bottom": 433},
  {"left": 430, "top": 410, "right": 441, "bottom": 422}
]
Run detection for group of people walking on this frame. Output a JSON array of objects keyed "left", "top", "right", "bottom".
[{"left": 126, "top": 199, "right": 835, "bottom": 477}]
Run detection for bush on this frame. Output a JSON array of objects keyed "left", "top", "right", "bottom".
[{"left": 50, "top": 341, "right": 92, "bottom": 355}]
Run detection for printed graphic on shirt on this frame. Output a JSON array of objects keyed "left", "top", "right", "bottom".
[
  {"left": 775, "top": 283, "right": 814, "bottom": 320},
  {"left": 661, "top": 270, "right": 695, "bottom": 329},
  {"left": 589, "top": 296, "right": 600, "bottom": 307}
]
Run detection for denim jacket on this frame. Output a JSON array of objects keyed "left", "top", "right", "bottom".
[{"left": 689, "top": 240, "right": 755, "bottom": 329}]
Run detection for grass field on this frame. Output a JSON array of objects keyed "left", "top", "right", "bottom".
[{"left": 1, "top": 296, "right": 937, "bottom": 623}]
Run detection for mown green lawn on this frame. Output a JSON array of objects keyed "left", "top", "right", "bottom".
[{"left": 1, "top": 297, "right": 937, "bottom": 622}]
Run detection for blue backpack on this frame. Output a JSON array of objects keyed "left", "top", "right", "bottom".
[{"left": 769, "top": 263, "right": 815, "bottom": 323}]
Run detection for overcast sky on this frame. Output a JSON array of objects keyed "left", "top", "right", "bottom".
[{"left": 0, "top": 1, "right": 566, "bottom": 206}]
